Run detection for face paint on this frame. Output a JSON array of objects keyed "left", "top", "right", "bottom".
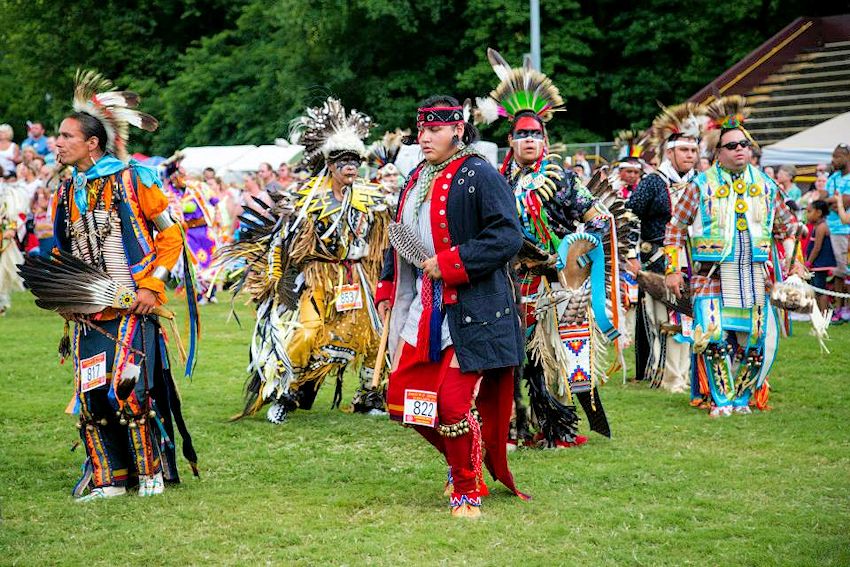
[
  {"left": 508, "top": 115, "right": 546, "bottom": 166},
  {"left": 513, "top": 130, "right": 544, "bottom": 141},
  {"left": 332, "top": 158, "right": 361, "bottom": 169},
  {"left": 514, "top": 115, "right": 544, "bottom": 134}
]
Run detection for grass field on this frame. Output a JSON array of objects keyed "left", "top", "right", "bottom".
[{"left": 0, "top": 291, "right": 848, "bottom": 566}]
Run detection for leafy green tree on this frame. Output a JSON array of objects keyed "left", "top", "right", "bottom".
[
  {"left": 0, "top": 0, "right": 243, "bottom": 151},
  {"left": 1, "top": 0, "right": 843, "bottom": 155}
]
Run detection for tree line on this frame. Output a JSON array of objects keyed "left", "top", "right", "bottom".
[{"left": 0, "top": 0, "right": 840, "bottom": 155}]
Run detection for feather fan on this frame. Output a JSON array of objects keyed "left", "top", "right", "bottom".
[{"left": 19, "top": 251, "right": 171, "bottom": 317}]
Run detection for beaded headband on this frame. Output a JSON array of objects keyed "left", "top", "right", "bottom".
[{"left": 417, "top": 106, "right": 464, "bottom": 128}]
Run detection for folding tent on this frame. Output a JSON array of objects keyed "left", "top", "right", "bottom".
[{"left": 761, "top": 111, "right": 850, "bottom": 166}]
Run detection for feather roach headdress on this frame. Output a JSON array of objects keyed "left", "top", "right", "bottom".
[
  {"left": 474, "top": 48, "right": 565, "bottom": 126},
  {"left": 648, "top": 102, "right": 705, "bottom": 155},
  {"left": 367, "top": 128, "right": 408, "bottom": 169},
  {"left": 701, "top": 95, "right": 754, "bottom": 149},
  {"left": 72, "top": 69, "right": 158, "bottom": 161},
  {"left": 614, "top": 130, "right": 646, "bottom": 165},
  {"left": 289, "top": 97, "right": 372, "bottom": 173}
]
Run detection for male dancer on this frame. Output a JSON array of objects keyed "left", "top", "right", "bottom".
[
  {"left": 664, "top": 96, "right": 798, "bottom": 416},
  {"left": 46, "top": 70, "right": 198, "bottom": 500},
  {"left": 377, "top": 95, "right": 526, "bottom": 518},
  {"left": 476, "top": 49, "right": 638, "bottom": 447},
  {"left": 627, "top": 103, "right": 702, "bottom": 392}
]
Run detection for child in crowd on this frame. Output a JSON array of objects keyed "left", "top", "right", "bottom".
[
  {"left": 31, "top": 186, "right": 53, "bottom": 258},
  {"left": 805, "top": 200, "right": 837, "bottom": 312}
]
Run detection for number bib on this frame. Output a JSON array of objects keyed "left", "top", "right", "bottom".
[
  {"left": 627, "top": 282, "right": 639, "bottom": 304},
  {"left": 681, "top": 315, "right": 694, "bottom": 338},
  {"left": 402, "top": 389, "right": 438, "bottom": 428},
  {"left": 335, "top": 283, "right": 363, "bottom": 312},
  {"left": 80, "top": 352, "right": 108, "bottom": 392}
]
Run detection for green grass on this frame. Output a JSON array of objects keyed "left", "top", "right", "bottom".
[{"left": 1, "top": 291, "right": 848, "bottom": 566}]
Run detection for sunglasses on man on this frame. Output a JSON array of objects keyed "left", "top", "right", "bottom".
[{"left": 719, "top": 140, "right": 752, "bottom": 151}]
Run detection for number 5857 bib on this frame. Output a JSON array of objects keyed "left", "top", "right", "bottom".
[{"left": 402, "top": 389, "right": 438, "bottom": 428}]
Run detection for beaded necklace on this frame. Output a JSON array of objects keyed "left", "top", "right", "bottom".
[{"left": 412, "top": 147, "right": 479, "bottom": 220}]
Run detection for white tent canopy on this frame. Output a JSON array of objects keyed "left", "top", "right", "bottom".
[
  {"left": 761, "top": 111, "right": 850, "bottom": 166},
  {"left": 179, "top": 145, "right": 255, "bottom": 175},
  {"left": 179, "top": 144, "right": 304, "bottom": 177},
  {"left": 226, "top": 145, "right": 304, "bottom": 172}
]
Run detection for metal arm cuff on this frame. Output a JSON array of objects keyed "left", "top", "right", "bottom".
[
  {"left": 152, "top": 266, "right": 170, "bottom": 282},
  {"left": 153, "top": 211, "right": 176, "bottom": 232}
]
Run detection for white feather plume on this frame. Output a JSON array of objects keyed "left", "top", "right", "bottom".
[{"left": 474, "top": 96, "right": 501, "bottom": 125}]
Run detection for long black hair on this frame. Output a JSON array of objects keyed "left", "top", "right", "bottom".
[
  {"left": 418, "top": 95, "right": 480, "bottom": 146},
  {"left": 67, "top": 111, "right": 108, "bottom": 152}
]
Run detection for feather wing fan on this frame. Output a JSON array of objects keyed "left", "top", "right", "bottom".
[{"left": 18, "top": 250, "right": 172, "bottom": 318}]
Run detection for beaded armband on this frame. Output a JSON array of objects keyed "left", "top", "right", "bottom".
[{"left": 663, "top": 245, "right": 680, "bottom": 275}]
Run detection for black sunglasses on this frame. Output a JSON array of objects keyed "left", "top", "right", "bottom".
[{"left": 720, "top": 140, "right": 752, "bottom": 151}]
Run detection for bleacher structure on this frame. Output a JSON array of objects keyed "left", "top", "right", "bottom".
[{"left": 689, "top": 15, "right": 850, "bottom": 149}]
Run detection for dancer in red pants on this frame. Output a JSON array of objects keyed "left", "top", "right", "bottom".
[{"left": 376, "top": 95, "right": 527, "bottom": 518}]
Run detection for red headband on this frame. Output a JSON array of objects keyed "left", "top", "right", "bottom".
[{"left": 417, "top": 106, "right": 464, "bottom": 128}]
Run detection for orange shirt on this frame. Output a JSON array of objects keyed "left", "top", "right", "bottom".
[{"left": 52, "top": 169, "right": 184, "bottom": 307}]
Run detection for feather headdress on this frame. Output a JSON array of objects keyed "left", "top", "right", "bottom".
[
  {"left": 701, "top": 95, "right": 754, "bottom": 149},
  {"left": 614, "top": 130, "right": 646, "bottom": 162},
  {"left": 648, "top": 102, "right": 704, "bottom": 154},
  {"left": 367, "top": 128, "right": 408, "bottom": 169},
  {"left": 72, "top": 69, "right": 158, "bottom": 161},
  {"left": 474, "top": 48, "right": 565, "bottom": 125},
  {"left": 289, "top": 97, "right": 372, "bottom": 172}
]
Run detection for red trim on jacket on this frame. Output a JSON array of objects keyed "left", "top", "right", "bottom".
[
  {"left": 428, "top": 156, "right": 470, "bottom": 304},
  {"left": 375, "top": 280, "right": 395, "bottom": 305},
  {"left": 376, "top": 155, "right": 472, "bottom": 307},
  {"left": 436, "top": 246, "right": 469, "bottom": 288}
]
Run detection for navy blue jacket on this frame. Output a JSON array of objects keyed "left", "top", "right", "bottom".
[{"left": 377, "top": 154, "right": 524, "bottom": 373}]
